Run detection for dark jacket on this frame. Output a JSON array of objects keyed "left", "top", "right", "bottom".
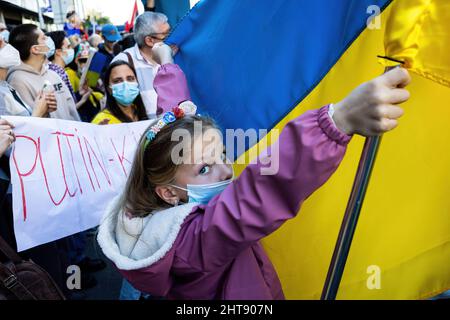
[
  {"left": 97, "top": 44, "right": 115, "bottom": 80},
  {"left": 0, "top": 155, "right": 15, "bottom": 249}
]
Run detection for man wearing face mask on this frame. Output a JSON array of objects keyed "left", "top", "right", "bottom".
[
  {"left": 0, "top": 36, "right": 56, "bottom": 117},
  {"left": 112, "top": 12, "right": 172, "bottom": 119},
  {"left": 6, "top": 24, "right": 81, "bottom": 121}
]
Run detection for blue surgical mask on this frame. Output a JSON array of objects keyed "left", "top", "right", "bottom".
[
  {"left": 45, "top": 37, "right": 55, "bottom": 58},
  {"left": 0, "top": 30, "right": 10, "bottom": 43},
  {"left": 62, "top": 48, "right": 75, "bottom": 65},
  {"left": 110, "top": 81, "right": 140, "bottom": 106},
  {"left": 171, "top": 178, "right": 233, "bottom": 205}
]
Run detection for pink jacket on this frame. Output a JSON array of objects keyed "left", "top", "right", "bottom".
[{"left": 97, "top": 64, "right": 352, "bottom": 300}]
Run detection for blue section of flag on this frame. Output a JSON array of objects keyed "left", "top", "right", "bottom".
[
  {"left": 89, "top": 52, "right": 109, "bottom": 74},
  {"left": 167, "top": 0, "right": 392, "bottom": 156}
]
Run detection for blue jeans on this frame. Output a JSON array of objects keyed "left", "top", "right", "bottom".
[{"left": 119, "top": 279, "right": 142, "bottom": 300}]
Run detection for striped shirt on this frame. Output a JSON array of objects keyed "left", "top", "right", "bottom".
[{"left": 48, "top": 63, "right": 77, "bottom": 102}]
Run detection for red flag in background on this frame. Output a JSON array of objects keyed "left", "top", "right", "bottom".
[{"left": 125, "top": 0, "right": 139, "bottom": 32}]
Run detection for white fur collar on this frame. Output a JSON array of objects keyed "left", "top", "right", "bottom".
[{"left": 97, "top": 194, "right": 199, "bottom": 271}]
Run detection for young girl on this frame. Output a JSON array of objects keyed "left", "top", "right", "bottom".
[{"left": 97, "top": 65, "right": 411, "bottom": 299}]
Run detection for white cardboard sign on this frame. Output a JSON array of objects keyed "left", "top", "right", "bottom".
[{"left": 4, "top": 116, "right": 151, "bottom": 251}]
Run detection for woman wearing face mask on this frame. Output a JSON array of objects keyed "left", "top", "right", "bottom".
[
  {"left": 0, "top": 37, "right": 55, "bottom": 117},
  {"left": 91, "top": 60, "right": 148, "bottom": 125}
]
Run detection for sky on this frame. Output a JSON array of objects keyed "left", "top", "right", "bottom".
[{"left": 82, "top": 0, "right": 145, "bottom": 25}]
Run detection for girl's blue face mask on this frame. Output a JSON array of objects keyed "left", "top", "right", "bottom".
[
  {"left": 110, "top": 81, "right": 140, "bottom": 106},
  {"left": 171, "top": 178, "right": 233, "bottom": 205}
]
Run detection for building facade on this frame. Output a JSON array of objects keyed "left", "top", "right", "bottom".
[{"left": 0, "top": 0, "right": 55, "bottom": 31}]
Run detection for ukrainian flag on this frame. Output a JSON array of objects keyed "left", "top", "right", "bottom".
[{"left": 168, "top": 0, "right": 450, "bottom": 299}]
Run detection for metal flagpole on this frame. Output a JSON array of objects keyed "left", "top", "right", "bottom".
[
  {"left": 321, "top": 64, "right": 401, "bottom": 300},
  {"left": 321, "top": 135, "right": 382, "bottom": 300}
]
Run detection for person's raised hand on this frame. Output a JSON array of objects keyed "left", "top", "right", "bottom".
[
  {"left": 0, "top": 118, "right": 15, "bottom": 157},
  {"left": 44, "top": 92, "right": 58, "bottom": 113},
  {"left": 169, "top": 44, "right": 179, "bottom": 56},
  {"left": 333, "top": 67, "right": 411, "bottom": 137},
  {"left": 33, "top": 91, "right": 56, "bottom": 117},
  {"left": 79, "top": 86, "right": 93, "bottom": 104},
  {"left": 152, "top": 42, "right": 174, "bottom": 65}
]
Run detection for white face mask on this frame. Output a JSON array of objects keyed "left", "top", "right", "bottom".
[
  {"left": 33, "top": 37, "right": 55, "bottom": 58},
  {"left": 0, "top": 44, "right": 21, "bottom": 69}
]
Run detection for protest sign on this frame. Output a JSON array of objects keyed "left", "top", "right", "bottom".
[{"left": 4, "top": 116, "right": 150, "bottom": 251}]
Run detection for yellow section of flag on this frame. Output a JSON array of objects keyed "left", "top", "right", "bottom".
[
  {"left": 234, "top": 6, "right": 450, "bottom": 299},
  {"left": 382, "top": 0, "right": 450, "bottom": 87}
]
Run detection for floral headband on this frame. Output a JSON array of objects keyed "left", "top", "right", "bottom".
[{"left": 143, "top": 101, "right": 197, "bottom": 150}]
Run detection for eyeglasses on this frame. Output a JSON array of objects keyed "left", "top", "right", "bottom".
[{"left": 148, "top": 31, "right": 170, "bottom": 41}]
